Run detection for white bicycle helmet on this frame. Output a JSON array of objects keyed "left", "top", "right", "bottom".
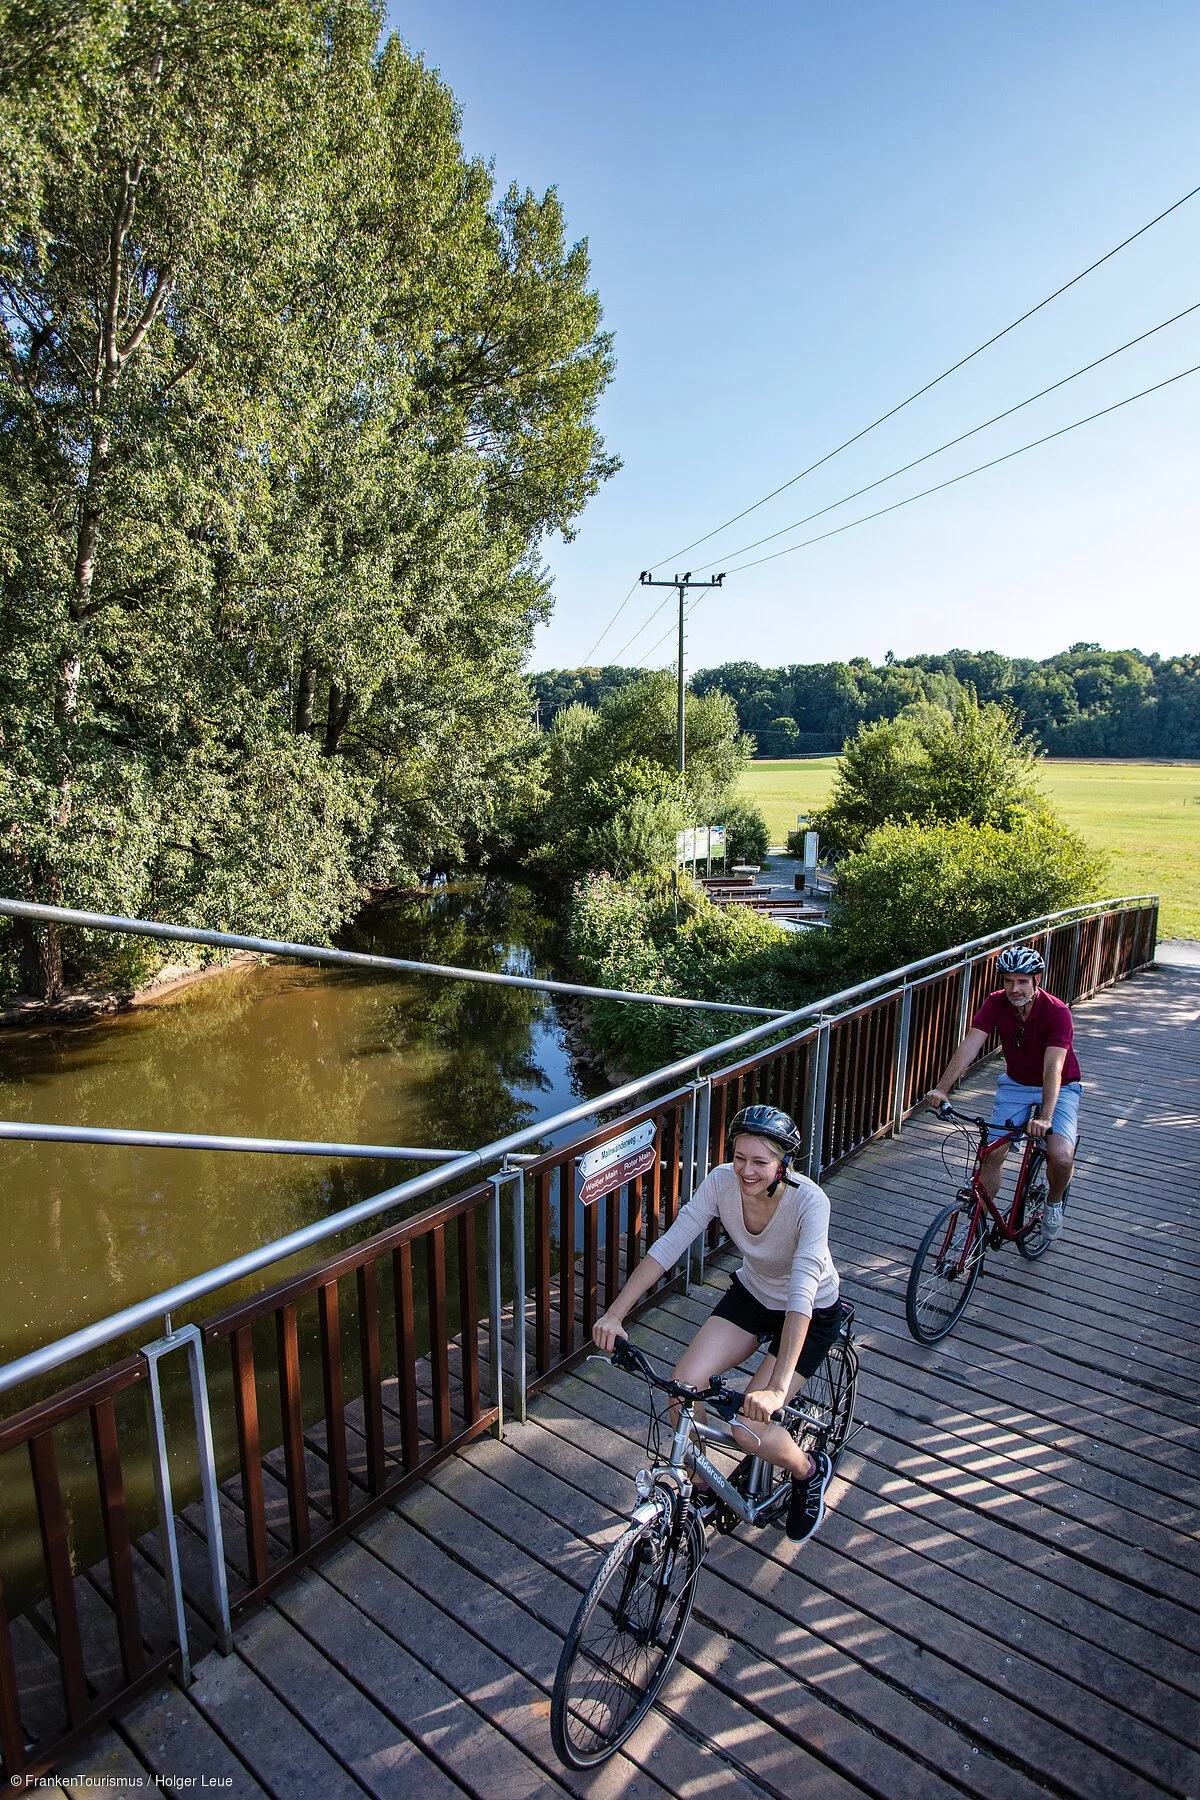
[{"left": 996, "top": 944, "right": 1045, "bottom": 976}]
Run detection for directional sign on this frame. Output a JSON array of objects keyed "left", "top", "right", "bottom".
[{"left": 576, "top": 1117, "right": 658, "bottom": 1207}]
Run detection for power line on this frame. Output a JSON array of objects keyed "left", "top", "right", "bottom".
[
  {"left": 650, "top": 179, "right": 1200, "bottom": 569},
  {"left": 697, "top": 360, "right": 1200, "bottom": 580},
  {"left": 639, "top": 595, "right": 703, "bottom": 665},
  {"left": 582, "top": 577, "right": 640, "bottom": 663},
  {"left": 686, "top": 298, "right": 1200, "bottom": 572},
  {"left": 609, "top": 584, "right": 678, "bottom": 663}
]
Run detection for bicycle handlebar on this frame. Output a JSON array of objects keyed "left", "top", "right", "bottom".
[
  {"left": 934, "top": 1100, "right": 1026, "bottom": 1140},
  {"left": 608, "top": 1336, "right": 780, "bottom": 1423}
]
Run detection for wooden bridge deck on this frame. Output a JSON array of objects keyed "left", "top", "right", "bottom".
[{"left": 51, "top": 963, "right": 1200, "bottom": 1799}]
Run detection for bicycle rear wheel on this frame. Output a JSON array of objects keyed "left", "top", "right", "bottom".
[
  {"left": 753, "top": 1335, "right": 861, "bottom": 1524},
  {"left": 794, "top": 1339, "right": 859, "bottom": 1465},
  {"left": 906, "top": 1202, "right": 987, "bottom": 1343},
  {"left": 551, "top": 1511, "right": 704, "bottom": 1768},
  {"left": 1016, "top": 1145, "right": 1052, "bottom": 1260}
]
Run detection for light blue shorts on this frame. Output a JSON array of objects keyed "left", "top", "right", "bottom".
[{"left": 989, "top": 1075, "right": 1082, "bottom": 1146}]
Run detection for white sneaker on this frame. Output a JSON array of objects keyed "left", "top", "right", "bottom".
[{"left": 1043, "top": 1202, "right": 1064, "bottom": 1240}]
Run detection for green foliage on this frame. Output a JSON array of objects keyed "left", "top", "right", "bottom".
[
  {"left": 713, "top": 798, "right": 770, "bottom": 865},
  {"left": 0, "top": 1, "right": 616, "bottom": 997},
  {"left": 540, "top": 648, "right": 1200, "bottom": 761},
  {"left": 565, "top": 871, "right": 825, "bottom": 1074},
  {"left": 518, "top": 672, "right": 751, "bottom": 880},
  {"left": 828, "top": 817, "right": 1107, "bottom": 973},
  {"left": 811, "top": 696, "right": 1045, "bottom": 856}
]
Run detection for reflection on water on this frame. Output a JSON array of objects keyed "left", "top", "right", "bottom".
[{"left": 0, "top": 881, "right": 599, "bottom": 1367}]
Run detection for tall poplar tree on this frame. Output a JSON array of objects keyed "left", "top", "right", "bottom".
[{"left": 0, "top": 1, "right": 616, "bottom": 998}]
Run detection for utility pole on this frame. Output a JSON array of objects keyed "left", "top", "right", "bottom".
[{"left": 637, "top": 570, "right": 726, "bottom": 774}]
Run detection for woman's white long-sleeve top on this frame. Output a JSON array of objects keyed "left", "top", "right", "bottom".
[{"left": 647, "top": 1164, "right": 839, "bottom": 1317}]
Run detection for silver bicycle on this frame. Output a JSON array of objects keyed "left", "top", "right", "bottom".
[{"left": 550, "top": 1304, "right": 859, "bottom": 1768}]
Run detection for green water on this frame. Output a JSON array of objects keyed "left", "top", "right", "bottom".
[{"left": 0, "top": 881, "right": 597, "bottom": 1370}]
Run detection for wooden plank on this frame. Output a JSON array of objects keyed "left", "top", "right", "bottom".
[
  {"left": 0, "top": 1565, "right": 27, "bottom": 1778},
  {"left": 581, "top": 1200, "right": 598, "bottom": 1340},
  {"left": 390, "top": 1244, "right": 420, "bottom": 1472},
  {"left": 274, "top": 1304, "right": 310, "bottom": 1553},
  {"left": 425, "top": 1225, "right": 451, "bottom": 1448},
  {"left": 317, "top": 1280, "right": 351, "bottom": 1524},
  {"left": 0, "top": 1359, "right": 144, "bottom": 1458},
  {"left": 29, "top": 1431, "right": 89, "bottom": 1726},
  {"left": 230, "top": 1327, "right": 270, "bottom": 1587},
  {"left": 355, "top": 1262, "right": 387, "bottom": 1496},
  {"left": 457, "top": 1209, "right": 480, "bottom": 1427},
  {"left": 184, "top": 1636, "right": 367, "bottom": 1799},
  {"left": 533, "top": 1170, "right": 552, "bottom": 1375},
  {"left": 119, "top": 1678, "right": 270, "bottom": 1798},
  {"left": 275, "top": 1552, "right": 580, "bottom": 1800},
  {"left": 88, "top": 1397, "right": 145, "bottom": 1682},
  {"left": 559, "top": 1160, "right": 576, "bottom": 1357}
]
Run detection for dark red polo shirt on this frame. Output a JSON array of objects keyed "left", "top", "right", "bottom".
[{"left": 972, "top": 987, "right": 1080, "bottom": 1086}]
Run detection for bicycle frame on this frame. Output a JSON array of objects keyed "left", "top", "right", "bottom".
[
  {"left": 636, "top": 1391, "right": 830, "bottom": 1529},
  {"left": 962, "top": 1117, "right": 1045, "bottom": 1245}
]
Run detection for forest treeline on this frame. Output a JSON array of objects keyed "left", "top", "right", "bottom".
[{"left": 533, "top": 645, "right": 1200, "bottom": 759}]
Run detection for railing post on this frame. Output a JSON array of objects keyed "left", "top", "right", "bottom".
[
  {"left": 487, "top": 1176, "right": 504, "bottom": 1440},
  {"left": 680, "top": 1086, "right": 698, "bottom": 1293},
  {"left": 693, "top": 1078, "right": 712, "bottom": 1281},
  {"left": 891, "top": 986, "right": 914, "bottom": 1135},
  {"left": 1066, "top": 921, "right": 1082, "bottom": 1001},
  {"left": 955, "top": 957, "right": 973, "bottom": 1042},
  {"left": 1089, "top": 912, "right": 1105, "bottom": 998},
  {"left": 510, "top": 1166, "right": 527, "bottom": 1425},
  {"left": 804, "top": 1018, "right": 832, "bottom": 1178},
  {"left": 140, "top": 1322, "right": 233, "bottom": 1685}
]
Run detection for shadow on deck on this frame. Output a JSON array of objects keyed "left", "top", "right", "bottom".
[{"left": 51, "top": 964, "right": 1200, "bottom": 1799}]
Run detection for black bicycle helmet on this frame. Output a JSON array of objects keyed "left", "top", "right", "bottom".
[
  {"left": 996, "top": 944, "right": 1044, "bottom": 976},
  {"left": 727, "top": 1104, "right": 803, "bottom": 1158}
]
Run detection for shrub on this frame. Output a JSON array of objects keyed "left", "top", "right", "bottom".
[
  {"left": 828, "top": 816, "right": 1107, "bottom": 972},
  {"left": 712, "top": 798, "right": 770, "bottom": 865}
]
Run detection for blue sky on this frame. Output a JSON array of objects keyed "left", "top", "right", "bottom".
[{"left": 387, "top": 2, "right": 1200, "bottom": 672}]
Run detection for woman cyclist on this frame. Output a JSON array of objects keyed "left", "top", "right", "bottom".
[{"left": 592, "top": 1103, "right": 841, "bottom": 1544}]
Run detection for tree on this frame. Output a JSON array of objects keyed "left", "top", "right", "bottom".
[
  {"left": 1, "top": 2, "right": 617, "bottom": 996},
  {"left": 811, "top": 696, "right": 1045, "bottom": 856},
  {"left": 520, "top": 671, "right": 755, "bottom": 879}
]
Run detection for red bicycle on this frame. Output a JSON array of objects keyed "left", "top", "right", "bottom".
[{"left": 905, "top": 1101, "right": 1065, "bottom": 1344}]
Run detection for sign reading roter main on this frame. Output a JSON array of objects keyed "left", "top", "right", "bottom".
[{"left": 576, "top": 1118, "right": 659, "bottom": 1207}]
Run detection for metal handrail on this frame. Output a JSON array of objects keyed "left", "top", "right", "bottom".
[
  {"left": 0, "top": 1123, "right": 469, "bottom": 1161},
  {"left": 0, "top": 892, "right": 1156, "bottom": 1398},
  {"left": 0, "top": 897, "right": 787, "bottom": 1018}
]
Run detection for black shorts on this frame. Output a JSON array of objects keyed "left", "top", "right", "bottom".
[{"left": 711, "top": 1273, "right": 843, "bottom": 1376}]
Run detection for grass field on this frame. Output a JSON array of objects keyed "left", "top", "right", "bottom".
[{"left": 738, "top": 758, "right": 1200, "bottom": 941}]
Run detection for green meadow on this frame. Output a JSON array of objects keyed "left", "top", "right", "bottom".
[{"left": 738, "top": 758, "right": 1200, "bottom": 941}]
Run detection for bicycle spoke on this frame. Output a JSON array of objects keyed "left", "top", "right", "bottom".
[
  {"left": 552, "top": 1518, "right": 703, "bottom": 1766},
  {"left": 906, "top": 1204, "right": 986, "bottom": 1343}
]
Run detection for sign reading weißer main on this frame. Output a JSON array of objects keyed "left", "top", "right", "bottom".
[{"left": 576, "top": 1118, "right": 658, "bottom": 1207}]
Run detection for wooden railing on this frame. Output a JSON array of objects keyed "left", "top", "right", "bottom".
[{"left": 0, "top": 896, "right": 1159, "bottom": 1781}]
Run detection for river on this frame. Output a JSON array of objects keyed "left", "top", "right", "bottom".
[{"left": 0, "top": 880, "right": 602, "bottom": 1371}]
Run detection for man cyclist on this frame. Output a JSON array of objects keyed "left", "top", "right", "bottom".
[
  {"left": 591, "top": 1103, "right": 841, "bottom": 1545},
  {"left": 927, "top": 944, "right": 1080, "bottom": 1240}
]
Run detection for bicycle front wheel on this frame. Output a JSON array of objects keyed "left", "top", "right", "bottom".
[
  {"left": 1015, "top": 1146, "right": 1052, "bottom": 1260},
  {"left": 906, "top": 1202, "right": 986, "bottom": 1343},
  {"left": 551, "top": 1512, "right": 704, "bottom": 1769}
]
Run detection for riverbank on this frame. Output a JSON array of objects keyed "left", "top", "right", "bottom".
[{"left": 0, "top": 951, "right": 260, "bottom": 1030}]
